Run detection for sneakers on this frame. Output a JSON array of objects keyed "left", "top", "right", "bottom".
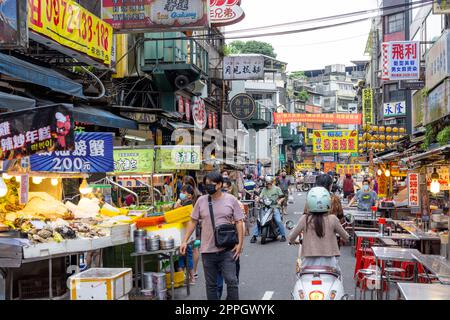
[
  {"left": 250, "top": 236, "right": 257, "bottom": 243},
  {"left": 194, "top": 273, "right": 199, "bottom": 279},
  {"left": 280, "top": 236, "right": 287, "bottom": 242}
]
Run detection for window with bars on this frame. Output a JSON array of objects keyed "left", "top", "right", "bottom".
[{"left": 385, "top": 12, "right": 404, "bottom": 34}]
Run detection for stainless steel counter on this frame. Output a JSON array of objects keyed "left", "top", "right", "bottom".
[
  {"left": 354, "top": 231, "right": 417, "bottom": 241},
  {"left": 397, "top": 283, "right": 450, "bottom": 300},
  {"left": 413, "top": 253, "right": 450, "bottom": 284},
  {"left": 372, "top": 247, "right": 421, "bottom": 262}
]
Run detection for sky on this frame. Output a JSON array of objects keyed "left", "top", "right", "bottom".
[{"left": 225, "top": 0, "right": 378, "bottom": 72}]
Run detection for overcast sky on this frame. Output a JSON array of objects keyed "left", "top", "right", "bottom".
[{"left": 225, "top": 0, "right": 378, "bottom": 72}]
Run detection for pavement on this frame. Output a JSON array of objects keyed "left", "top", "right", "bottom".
[{"left": 174, "top": 190, "right": 357, "bottom": 300}]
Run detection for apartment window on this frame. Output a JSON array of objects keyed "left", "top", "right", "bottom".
[
  {"left": 252, "top": 94, "right": 263, "bottom": 101},
  {"left": 385, "top": 12, "right": 404, "bottom": 34},
  {"left": 313, "top": 95, "right": 321, "bottom": 106},
  {"left": 425, "top": 13, "right": 444, "bottom": 51},
  {"left": 385, "top": 83, "right": 405, "bottom": 102}
]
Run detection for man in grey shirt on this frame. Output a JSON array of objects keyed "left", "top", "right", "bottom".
[{"left": 348, "top": 179, "right": 378, "bottom": 211}]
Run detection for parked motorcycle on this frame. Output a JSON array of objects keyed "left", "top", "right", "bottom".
[{"left": 256, "top": 197, "right": 280, "bottom": 244}]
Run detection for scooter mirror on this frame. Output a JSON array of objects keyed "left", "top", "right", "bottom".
[{"left": 285, "top": 220, "right": 295, "bottom": 230}]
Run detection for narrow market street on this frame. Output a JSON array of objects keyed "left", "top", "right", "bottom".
[{"left": 176, "top": 190, "right": 356, "bottom": 300}]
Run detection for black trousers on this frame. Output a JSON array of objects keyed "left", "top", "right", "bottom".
[{"left": 202, "top": 249, "right": 239, "bottom": 300}]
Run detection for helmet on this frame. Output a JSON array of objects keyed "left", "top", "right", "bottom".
[
  {"left": 265, "top": 176, "right": 274, "bottom": 184},
  {"left": 306, "top": 187, "right": 331, "bottom": 214}
]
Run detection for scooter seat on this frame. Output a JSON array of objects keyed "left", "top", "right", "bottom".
[{"left": 298, "top": 266, "right": 341, "bottom": 277}]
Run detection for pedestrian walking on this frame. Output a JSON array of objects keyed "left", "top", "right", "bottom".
[{"left": 181, "top": 171, "right": 244, "bottom": 300}]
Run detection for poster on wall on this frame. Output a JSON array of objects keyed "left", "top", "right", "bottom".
[
  {"left": 377, "top": 174, "right": 388, "bottom": 198},
  {"left": 30, "top": 132, "right": 114, "bottom": 173},
  {"left": 408, "top": 173, "right": 419, "bottom": 207},
  {"left": 382, "top": 41, "right": 420, "bottom": 81},
  {"left": 312, "top": 130, "right": 358, "bottom": 154},
  {"left": 0, "top": 104, "right": 75, "bottom": 161},
  {"left": 0, "top": 0, "right": 28, "bottom": 49},
  {"left": 102, "top": 0, "right": 210, "bottom": 32}
]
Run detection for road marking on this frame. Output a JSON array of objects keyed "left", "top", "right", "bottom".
[
  {"left": 261, "top": 291, "right": 274, "bottom": 300},
  {"left": 294, "top": 212, "right": 302, "bottom": 215},
  {"left": 297, "top": 193, "right": 303, "bottom": 196}
]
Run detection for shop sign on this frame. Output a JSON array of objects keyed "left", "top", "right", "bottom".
[
  {"left": 102, "top": 0, "right": 210, "bottom": 32},
  {"left": 156, "top": 145, "right": 201, "bottom": 171},
  {"left": 381, "top": 41, "right": 420, "bottom": 81},
  {"left": 399, "top": 80, "right": 425, "bottom": 90},
  {"left": 0, "top": 104, "right": 75, "bottom": 161},
  {"left": 273, "top": 113, "right": 362, "bottom": 125},
  {"left": 117, "top": 176, "right": 148, "bottom": 188},
  {"left": 296, "top": 163, "right": 314, "bottom": 171},
  {"left": 425, "top": 79, "right": 450, "bottom": 125},
  {"left": 19, "top": 174, "right": 29, "bottom": 205},
  {"left": 28, "top": 0, "right": 113, "bottom": 65},
  {"left": 323, "top": 162, "right": 336, "bottom": 173},
  {"left": 224, "top": 55, "right": 264, "bottom": 80},
  {"left": 113, "top": 148, "right": 154, "bottom": 173},
  {"left": 383, "top": 101, "right": 406, "bottom": 118},
  {"left": 433, "top": 1, "right": 450, "bottom": 14},
  {"left": 362, "top": 88, "right": 374, "bottom": 125},
  {"left": 322, "top": 156, "right": 335, "bottom": 162},
  {"left": 336, "top": 164, "right": 362, "bottom": 175},
  {"left": 408, "top": 173, "right": 419, "bottom": 207},
  {"left": 377, "top": 174, "right": 388, "bottom": 198},
  {"left": 426, "top": 30, "right": 450, "bottom": 91},
  {"left": 30, "top": 132, "right": 114, "bottom": 173},
  {"left": 192, "top": 97, "right": 207, "bottom": 129},
  {"left": 0, "top": 0, "right": 28, "bottom": 49},
  {"left": 210, "top": 0, "right": 245, "bottom": 26},
  {"left": 229, "top": 94, "right": 256, "bottom": 120},
  {"left": 312, "top": 130, "right": 358, "bottom": 154}
]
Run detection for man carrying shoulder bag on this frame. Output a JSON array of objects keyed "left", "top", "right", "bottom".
[{"left": 180, "top": 171, "right": 244, "bottom": 300}]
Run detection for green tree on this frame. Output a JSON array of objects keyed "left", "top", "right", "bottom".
[
  {"left": 296, "top": 89, "right": 309, "bottom": 102},
  {"left": 227, "top": 40, "right": 277, "bottom": 58},
  {"left": 289, "top": 71, "right": 307, "bottom": 80}
]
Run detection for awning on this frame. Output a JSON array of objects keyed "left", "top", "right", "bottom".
[
  {"left": 73, "top": 105, "right": 138, "bottom": 130},
  {"left": 167, "top": 121, "right": 195, "bottom": 130},
  {"left": 0, "top": 53, "right": 85, "bottom": 98},
  {"left": 0, "top": 91, "right": 36, "bottom": 110}
]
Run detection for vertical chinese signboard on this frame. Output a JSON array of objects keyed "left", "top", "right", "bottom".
[
  {"left": 408, "top": 173, "right": 419, "bottom": 207},
  {"left": 28, "top": 0, "right": 113, "bottom": 65},
  {"left": 30, "top": 132, "right": 114, "bottom": 173},
  {"left": 223, "top": 55, "right": 265, "bottom": 80},
  {"left": 0, "top": 105, "right": 74, "bottom": 161},
  {"left": 381, "top": 41, "right": 420, "bottom": 81},
  {"left": 362, "top": 88, "right": 374, "bottom": 125},
  {"left": 377, "top": 174, "right": 388, "bottom": 198},
  {"left": 312, "top": 130, "right": 358, "bottom": 154}
]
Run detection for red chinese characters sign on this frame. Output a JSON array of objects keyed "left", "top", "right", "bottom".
[
  {"left": 312, "top": 130, "right": 358, "bottom": 154},
  {"left": 192, "top": 97, "right": 206, "bottom": 129},
  {"left": 382, "top": 41, "right": 420, "bottom": 80},
  {"left": 210, "top": 0, "right": 245, "bottom": 27},
  {"left": 273, "top": 113, "right": 362, "bottom": 125},
  {"left": 408, "top": 173, "right": 419, "bottom": 207},
  {"left": 0, "top": 105, "right": 75, "bottom": 160},
  {"left": 336, "top": 164, "right": 362, "bottom": 175}
]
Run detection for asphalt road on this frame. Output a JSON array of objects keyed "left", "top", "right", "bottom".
[{"left": 175, "top": 190, "right": 357, "bottom": 300}]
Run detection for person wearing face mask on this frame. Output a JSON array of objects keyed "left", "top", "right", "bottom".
[
  {"left": 347, "top": 179, "right": 379, "bottom": 211},
  {"left": 180, "top": 171, "right": 244, "bottom": 300},
  {"left": 222, "top": 170, "right": 239, "bottom": 198},
  {"left": 278, "top": 171, "right": 290, "bottom": 215}
]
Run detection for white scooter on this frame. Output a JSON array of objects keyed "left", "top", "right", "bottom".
[{"left": 286, "top": 218, "right": 351, "bottom": 300}]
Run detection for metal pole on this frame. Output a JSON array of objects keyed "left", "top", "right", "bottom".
[
  {"left": 49, "top": 258, "right": 53, "bottom": 299},
  {"left": 105, "top": 177, "right": 140, "bottom": 206}
]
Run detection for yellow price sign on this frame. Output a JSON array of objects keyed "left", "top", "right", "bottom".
[{"left": 28, "top": 0, "right": 113, "bottom": 65}]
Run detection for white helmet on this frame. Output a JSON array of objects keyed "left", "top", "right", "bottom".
[
  {"left": 265, "top": 176, "right": 274, "bottom": 184},
  {"left": 307, "top": 187, "right": 331, "bottom": 214}
]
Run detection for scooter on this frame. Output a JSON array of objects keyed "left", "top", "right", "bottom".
[{"left": 256, "top": 197, "right": 280, "bottom": 244}]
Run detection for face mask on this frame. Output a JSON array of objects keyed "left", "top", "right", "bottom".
[
  {"left": 179, "top": 193, "right": 187, "bottom": 201},
  {"left": 206, "top": 184, "right": 218, "bottom": 195},
  {"left": 363, "top": 185, "right": 369, "bottom": 191}
]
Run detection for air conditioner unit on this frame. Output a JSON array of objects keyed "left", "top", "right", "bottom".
[{"left": 192, "top": 80, "right": 208, "bottom": 97}]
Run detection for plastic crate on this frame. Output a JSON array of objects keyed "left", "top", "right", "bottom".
[
  {"left": 166, "top": 271, "right": 185, "bottom": 289},
  {"left": 18, "top": 277, "right": 66, "bottom": 300},
  {"left": 164, "top": 205, "right": 193, "bottom": 223}
]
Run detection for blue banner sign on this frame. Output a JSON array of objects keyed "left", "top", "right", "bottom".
[{"left": 30, "top": 132, "right": 114, "bottom": 173}]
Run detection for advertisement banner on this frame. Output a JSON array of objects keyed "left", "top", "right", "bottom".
[
  {"left": 102, "top": 0, "right": 210, "bottom": 32},
  {"left": 28, "top": 0, "right": 113, "bottom": 65},
  {"left": 426, "top": 30, "right": 450, "bottom": 91},
  {"left": 382, "top": 41, "right": 420, "bottom": 80},
  {"left": 30, "top": 132, "right": 114, "bottom": 172},
  {"left": 296, "top": 163, "right": 314, "bottom": 171},
  {"left": 312, "top": 130, "right": 358, "bottom": 154},
  {"left": 408, "top": 173, "right": 419, "bottom": 207},
  {"left": 426, "top": 79, "right": 450, "bottom": 125},
  {"left": 362, "top": 88, "right": 374, "bottom": 125},
  {"left": 210, "top": 0, "right": 244, "bottom": 26},
  {"left": 0, "top": 105, "right": 74, "bottom": 161},
  {"left": 273, "top": 113, "right": 362, "bottom": 125},
  {"left": 377, "top": 174, "right": 388, "bottom": 198},
  {"left": 156, "top": 145, "right": 202, "bottom": 171},
  {"left": 224, "top": 55, "right": 264, "bottom": 80},
  {"left": 323, "top": 162, "right": 336, "bottom": 173},
  {"left": 0, "top": 0, "right": 28, "bottom": 49},
  {"left": 384, "top": 101, "right": 406, "bottom": 118},
  {"left": 336, "top": 164, "right": 362, "bottom": 175},
  {"left": 114, "top": 148, "right": 154, "bottom": 173}
]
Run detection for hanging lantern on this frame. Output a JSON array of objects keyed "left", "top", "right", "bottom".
[
  {"left": 430, "top": 168, "right": 441, "bottom": 194},
  {"left": 386, "top": 127, "right": 392, "bottom": 133}
]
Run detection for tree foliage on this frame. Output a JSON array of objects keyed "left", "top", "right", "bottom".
[
  {"left": 227, "top": 40, "right": 277, "bottom": 58},
  {"left": 289, "top": 71, "right": 307, "bottom": 80},
  {"left": 296, "top": 89, "right": 310, "bottom": 102}
]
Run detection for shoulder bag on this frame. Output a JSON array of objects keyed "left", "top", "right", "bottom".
[{"left": 208, "top": 196, "right": 238, "bottom": 249}]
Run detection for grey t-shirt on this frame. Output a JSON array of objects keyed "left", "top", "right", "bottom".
[{"left": 356, "top": 190, "right": 378, "bottom": 211}]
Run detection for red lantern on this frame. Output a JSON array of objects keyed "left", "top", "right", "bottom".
[
  {"left": 178, "top": 96, "right": 184, "bottom": 114},
  {"left": 208, "top": 112, "right": 213, "bottom": 128},
  {"left": 185, "top": 99, "right": 191, "bottom": 122}
]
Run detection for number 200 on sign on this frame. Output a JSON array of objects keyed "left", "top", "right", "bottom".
[{"left": 52, "top": 158, "right": 90, "bottom": 171}]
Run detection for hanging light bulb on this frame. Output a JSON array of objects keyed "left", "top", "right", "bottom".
[
  {"left": 14, "top": 175, "right": 21, "bottom": 182},
  {"left": 0, "top": 177, "right": 8, "bottom": 197},
  {"left": 385, "top": 169, "right": 391, "bottom": 177},
  {"left": 377, "top": 169, "right": 382, "bottom": 176},
  {"left": 32, "top": 176, "right": 44, "bottom": 184},
  {"left": 79, "top": 178, "right": 92, "bottom": 195},
  {"left": 430, "top": 168, "right": 440, "bottom": 194},
  {"left": 51, "top": 178, "right": 59, "bottom": 186},
  {"left": 2, "top": 173, "right": 11, "bottom": 180}
]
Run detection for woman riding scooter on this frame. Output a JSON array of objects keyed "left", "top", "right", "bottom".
[{"left": 288, "top": 187, "right": 349, "bottom": 271}]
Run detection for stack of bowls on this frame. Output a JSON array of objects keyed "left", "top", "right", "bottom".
[
  {"left": 160, "top": 237, "right": 175, "bottom": 250},
  {"left": 133, "top": 229, "right": 146, "bottom": 253},
  {"left": 146, "top": 235, "right": 160, "bottom": 251}
]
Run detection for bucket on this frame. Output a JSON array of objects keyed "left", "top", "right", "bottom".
[
  {"left": 157, "top": 289, "right": 167, "bottom": 300},
  {"left": 152, "top": 272, "right": 166, "bottom": 291},
  {"left": 134, "top": 229, "right": 147, "bottom": 253},
  {"left": 143, "top": 272, "right": 154, "bottom": 290}
]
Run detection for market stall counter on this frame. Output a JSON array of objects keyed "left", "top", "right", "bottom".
[{"left": 397, "top": 283, "right": 450, "bottom": 300}]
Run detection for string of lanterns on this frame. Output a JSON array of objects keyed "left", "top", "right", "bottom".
[{"left": 359, "top": 125, "right": 406, "bottom": 153}]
